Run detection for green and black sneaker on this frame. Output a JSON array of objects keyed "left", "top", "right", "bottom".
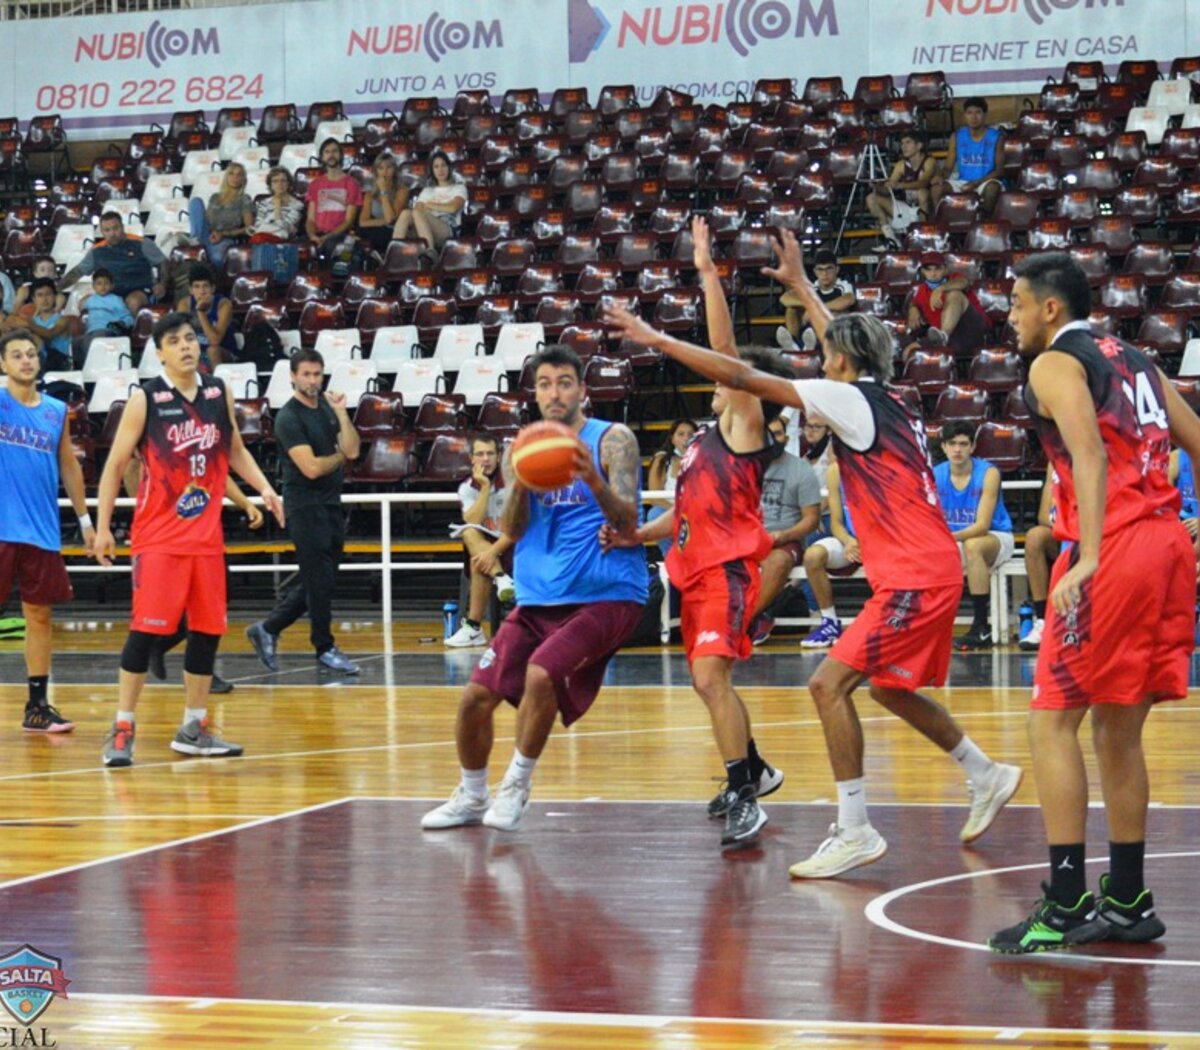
[
  {"left": 989, "top": 883, "right": 1102, "bottom": 954},
  {"left": 0, "top": 616, "right": 26, "bottom": 639},
  {"left": 1087, "top": 873, "right": 1166, "bottom": 943}
]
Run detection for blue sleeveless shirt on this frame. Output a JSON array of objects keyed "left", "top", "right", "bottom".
[
  {"left": 0, "top": 389, "right": 67, "bottom": 551},
  {"left": 954, "top": 126, "right": 1002, "bottom": 182},
  {"left": 934, "top": 457, "right": 1012, "bottom": 533},
  {"left": 515, "top": 417, "right": 648, "bottom": 606},
  {"left": 1177, "top": 448, "right": 1197, "bottom": 519}
]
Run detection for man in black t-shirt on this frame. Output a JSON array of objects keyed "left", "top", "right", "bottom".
[{"left": 246, "top": 348, "right": 362, "bottom": 674}]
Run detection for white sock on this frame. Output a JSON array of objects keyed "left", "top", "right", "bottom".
[
  {"left": 836, "top": 777, "right": 869, "bottom": 829},
  {"left": 461, "top": 766, "right": 489, "bottom": 799},
  {"left": 820, "top": 606, "right": 837, "bottom": 621},
  {"left": 951, "top": 735, "right": 994, "bottom": 785},
  {"left": 116, "top": 710, "right": 135, "bottom": 725},
  {"left": 183, "top": 707, "right": 207, "bottom": 726},
  {"left": 505, "top": 749, "right": 538, "bottom": 788}
]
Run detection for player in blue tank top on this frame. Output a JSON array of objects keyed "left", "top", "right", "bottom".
[
  {"left": 422, "top": 344, "right": 647, "bottom": 835},
  {"left": 1170, "top": 446, "right": 1198, "bottom": 524},
  {"left": 0, "top": 328, "right": 95, "bottom": 732},
  {"left": 932, "top": 96, "right": 1005, "bottom": 217},
  {"left": 933, "top": 421, "right": 1015, "bottom": 650}
]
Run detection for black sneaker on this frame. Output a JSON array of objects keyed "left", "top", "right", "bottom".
[
  {"left": 989, "top": 883, "right": 1102, "bottom": 954},
  {"left": 720, "top": 785, "right": 768, "bottom": 849},
  {"left": 707, "top": 762, "right": 785, "bottom": 819},
  {"left": 954, "top": 627, "right": 994, "bottom": 651},
  {"left": 1083, "top": 873, "right": 1166, "bottom": 943},
  {"left": 210, "top": 674, "right": 234, "bottom": 694},
  {"left": 22, "top": 703, "right": 75, "bottom": 734}
]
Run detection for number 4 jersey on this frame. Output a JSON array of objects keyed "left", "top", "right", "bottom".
[
  {"left": 1027, "top": 326, "right": 1180, "bottom": 542},
  {"left": 131, "top": 374, "right": 233, "bottom": 555}
]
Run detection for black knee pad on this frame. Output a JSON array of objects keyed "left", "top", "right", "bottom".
[
  {"left": 120, "top": 630, "right": 158, "bottom": 674},
  {"left": 183, "top": 631, "right": 222, "bottom": 677}
]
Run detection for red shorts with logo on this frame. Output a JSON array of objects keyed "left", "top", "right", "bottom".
[
  {"left": 1033, "top": 515, "right": 1194, "bottom": 710},
  {"left": 0, "top": 541, "right": 73, "bottom": 606},
  {"left": 131, "top": 551, "right": 227, "bottom": 636},
  {"left": 830, "top": 580, "right": 962, "bottom": 691},
  {"left": 679, "top": 559, "right": 760, "bottom": 663}
]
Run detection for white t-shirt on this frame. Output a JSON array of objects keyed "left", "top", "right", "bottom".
[
  {"left": 792, "top": 378, "right": 877, "bottom": 452},
  {"left": 417, "top": 181, "right": 467, "bottom": 231}
]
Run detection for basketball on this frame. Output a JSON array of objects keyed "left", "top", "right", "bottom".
[{"left": 510, "top": 421, "right": 583, "bottom": 492}]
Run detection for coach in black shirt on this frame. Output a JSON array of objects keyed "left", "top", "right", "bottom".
[{"left": 247, "top": 348, "right": 361, "bottom": 674}]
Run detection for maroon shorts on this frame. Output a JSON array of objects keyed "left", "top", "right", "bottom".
[
  {"left": 1032, "top": 515, "right": 1194, "bottom": 709},
  {"left": 0, "top": 541, "right": 73, "bottom": 606},
  {"left": 774, "top": 541, "right": 805, "bottom": 566},
  {"left": 131, "top": 551, "right": 227, "bottom": 636},
  {"left": 471, "top": 600, "right": 642, "bottom": 726}
]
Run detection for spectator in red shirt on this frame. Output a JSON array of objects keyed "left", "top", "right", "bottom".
[
  {"left": 304, "top": 138, "right": 363, "bottom": 264},
  {"left": 903, "top": 252, "right": 989, "bottom": 361}
]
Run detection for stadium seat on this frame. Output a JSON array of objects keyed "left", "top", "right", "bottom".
[
  {"left": 901, "top": 350, "right": 954, "bottom": 396},
  {"left": 972, "top": 421, "right": 1027, "bottom": 474},
  {"left": 393, "top": 361, "right": 447, "bottom": 404},
  {"left": 967, "top": 348, "right": 1023, "bottom": 393},
  {"left": 370, "top": 327, "right": 421, "bottom": 371},
  {"left": 353, "top": 392, "right": 407, "bottom": 440}
]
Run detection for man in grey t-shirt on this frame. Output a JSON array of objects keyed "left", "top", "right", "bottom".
[{"left": 751, "top": 415, "right": 822, "bottom": 643}]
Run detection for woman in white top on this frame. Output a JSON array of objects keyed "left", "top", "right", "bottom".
[{"left": 392, "top": 150, "right": 467, "bottom": 258}]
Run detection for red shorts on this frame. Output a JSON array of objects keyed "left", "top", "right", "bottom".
[
  {"left": 0, "top": 541, "right": 73, "bottom": 606},
  {"left": 471, "top": 600, "right": 642, "bottom": 726},
  {"left": 830, "top": 581, "right": 961, "bottom": 691},
  {"left": 1033, "top": 515, "right": 1194, "bottom": 710},
  {"left": 680, "top": 559, "right": 760, "bottom": 663},
  {"left": 131, "top": 551, "right": 227, "bottom": 636}
]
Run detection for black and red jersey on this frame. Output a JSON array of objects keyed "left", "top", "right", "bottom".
[{"left": 132, "top": 374, "right": 232, "bottom": 555}]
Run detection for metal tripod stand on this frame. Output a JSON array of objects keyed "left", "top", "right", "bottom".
[{"left": 833, "top": 133, "right": 891, "bottom": 255}]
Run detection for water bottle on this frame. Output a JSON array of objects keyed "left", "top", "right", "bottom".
[
  {"left": 443, "top": 601, "right": 459, "bottom": 640},
  {"left": 1018, "top": 600, "right": 1035, "bottom": 642}
]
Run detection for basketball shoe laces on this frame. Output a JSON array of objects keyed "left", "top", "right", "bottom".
[{"left": 108, "top": 721, "right": 133, "bottom": 750}]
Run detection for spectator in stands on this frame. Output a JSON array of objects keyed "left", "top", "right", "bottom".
[
  {"left": 776, "top": 250, "right": 854, "bottom": 353},
  {"left": 645, "top": 418, "right": 696, "bottom": 555},
  {"left": 0, "top": 267, "right": 15, "bottom": 313},
  {"left": 58, "top": 212, "right": 166, "bottom": 313},
  {"left": 800, "top": 457, "right": 857, "bottom": 649},
  {"left": 7, "top": 278, "right": 72, "bottom": 371},
  {"left": 446, "top": 433, "right": 517, "bottom": 648},
  {"left": 392, "top": 150, "right": 466, "bottom": 261},
  {"left": 1169, "top": 447, "right": 1198, "bottom": 535},
  {"left": 13, "top": 257, "right": 64, "bottom": 316},
  {"left": 250, "top": 167, "right": 305, "bottom": 242},
  {"left": 358, "top": 152, "right": 408, "bottom": 256},
  {"left": 1020, "top": 471, "right": 1060, "bottom": 652},
  {"left": 189, "top": 162, "right": 254, "bottom": 268},
  {"left": 931, "top": 96, "right": 1005, "bottom": 217},
  {"left": 73, "top": 267, "right": 133, "bottom": 365},
  {"left": 866, "top": 130, "right": 936, "bottom": 247},
  {"left": 903, "top": 252, "right": 989, "bottom": 361},
  {"left": 177, "top": 264, "right": 236, "bottom": 367},
  {"left": 305, "top": 138, "right": 363, "bottom": 264},
  {"left": 934, "top": 420, "right": 1015, "bottom": 650},
  {"left": 749, "top": 414, "right": 822, "bottom": 645}
]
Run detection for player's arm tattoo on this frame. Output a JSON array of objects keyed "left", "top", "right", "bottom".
[
  {"left": 594, "top": 425, "right": 641, "bottom": 532},
  {"left": 499, "top": 444, "right": 530, "bottom": 540}
]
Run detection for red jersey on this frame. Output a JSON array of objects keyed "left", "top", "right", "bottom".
[
  {"left": 912, "top": 277, "right": 984, "bottom": 329},
  {"left": 666, "top": 421, "right": 779, "bottom": 588},
  {"left": 1027, "top": 328, "right": 1179, "bottom": 541},
  {"left": 132, "top": 374, "right": 233, "bottom": 555},
  {"left": 833, "top": 382, "right": 961, "bottom": 590}
]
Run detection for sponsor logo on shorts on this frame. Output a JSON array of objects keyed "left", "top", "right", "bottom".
[
  {"left": 677, "top": 515, "right": 690, "bottom": 549},
  {"left": 1061, "top": 607, "right": 1081, "bottom": 648},
  {"left": 697, "top": 630, "right": 721, "bottom": 645},
  {"left": 479, "top": 648, "right": 495, "bottom": 669},
  {"left": 143, "top": 617, "right": 167, "bottom": 626},
  {"left": 153, "top": 390, "right": 174, "bottom": 403},
  {"left": 886, "top": 664, "right": 914, "bottom": 680},
  {"left": 175, "top": 482, "right": 210, "bottom": 519},
  {"left": 886, "top": 590, "right": 916, "bottom": 630}
]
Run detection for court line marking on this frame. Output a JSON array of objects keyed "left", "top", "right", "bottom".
[
  {"left": 353, "top": 795, "right": 1200, "bottom": 810},
  {"left": 0, "top": 814, "right": 267, "bottom": 825},
  {"left": 864, "top": 851, "right": 1200, "bottom": 968}
]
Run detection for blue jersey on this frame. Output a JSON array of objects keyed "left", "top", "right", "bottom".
[
  {"left": 0, "top": 389, "right": 66, "bottom": 551},
  {"left": 515, "top": 417, "right": 648, "bottom": 606},
  {"left": 954, "top": 126, "right": 1002, "bottom": 182},
  {"left": 1177, "top": 448, "right": 1197, "bottom": 519},
  {"left": 934, "top": 457, "right": 1012, "bottom": 534}
]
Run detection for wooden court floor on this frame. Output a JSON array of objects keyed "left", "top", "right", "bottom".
[{"left": 1, "top": 620, "right": 1198, "bottom": 1049}]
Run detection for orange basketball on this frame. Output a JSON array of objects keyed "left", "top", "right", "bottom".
[{"left": 510, "top": 421, "right": 583, "bottom": 492}]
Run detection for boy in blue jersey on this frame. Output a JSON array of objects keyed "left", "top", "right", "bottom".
[
  {"left": 422, "top": 345, "right": 647, "bottom": 833},
  {"left": 934, "top": 421, "right": 1014, "bottom": 649},
  {"left": 931, "top": 96, "right": 1005, "bottom": 217},
  {"left": 0, "top": 329, "right": 95, "bottom": 732}
]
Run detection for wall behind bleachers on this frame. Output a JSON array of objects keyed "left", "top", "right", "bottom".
[{"left": 1, "top": 0, "right": 1194, "bottom": 139}]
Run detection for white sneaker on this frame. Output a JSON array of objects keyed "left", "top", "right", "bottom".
[
  {"left": 801, "top": 327, "right": 818, "bottom": 351},
  {"left": 421, "top": 785, "right": 491, "bottom": 829},
  {"left": 445, "top": 622, "right": 486, "bottom": 648},
  {"left": 775, "top": 325, "right": 799, "bottom": 352},
  {"left": 482, "top": 777, "right": 530, "bottom": 831},
  {"left": 926, "top": 326, "right": 949, "bottom": 347},
  {"left": 788, "top": 822, "right": 888, "bottom": 879},
  {"left": 960, "top": 762, "right": 1022, "bottom": 843},
  {"left": 1019, "top": 617, "right": 1043, "bottom": 651},
  {"left": 493, "top": 573, "right": 516, "bottom": 603}
]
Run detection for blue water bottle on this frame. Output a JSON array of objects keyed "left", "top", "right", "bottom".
[
  {"left": 443, "top": 601, "right": 459, "bottom": 640},
  {"left": 1018, "top": 600, "right": 1035, "bottom": 642}
]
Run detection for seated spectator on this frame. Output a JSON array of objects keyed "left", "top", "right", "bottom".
[
  {"left": 58, "top": 211, "right": 166, "bottom": 312},
  {"left": 930, "top": 95, "right": 1005, "bottom": 216},
  {"left": 933, "top": 421, "right": 1015, "bottom": 650},
  {"left": 776, "top": 249, "right": 854, "bottom": 352},
  {"left": 866, "top": 130, "right": 935, "bottom": 247},
  {"left": 177, "top": 263, "right": 236, "bottom": 367},
  {"left": 1170, "top": 446, "right": 1198, "bottom": 535},
  {"left": 3, "top": 278, "right": 72, "bottom": 371},
  {"left": 902, "top": 252, "right": 989, "bottom": 361},
  {"left": 188, "top": 162, "right": 254, "bottom": 267},
  {"left": 358, "top": 151, "right": 408, "bottom": 255},
  {"left": 305, "top": 138, "right": 363, "bottom": 263},
  {"left": 250, "top": 167, "right": 305, "bottom": 242},
  {"left": 1019, "top": 471, "right": 1060, "bottom": 652},
  {"left": 0, "top": 267, "right": 15, "bottom": 313},
  {"left": 392, "top": 150, "right": 466, "bottom": 260},
  {"left": 12, "top": 256, "right": 64, "bottom": 316},
  {"left": 445, "top": 433, "right": 516, "bottom": 648},
  {"left": 749, "top": 414, "right": 822, "bottom": 645},
  {"left": 73, "top": 267, "right": 134, "bottom": 365},
  {"left": 646, "top": 418, "right": 696, "bottom": 552},
  {"left": 800, "top": 457, "right": 858, "bottom": 648}
]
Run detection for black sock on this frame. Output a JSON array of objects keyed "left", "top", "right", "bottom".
[
  {"left": 1048, "top": 843, "right": 1088, "bottom": 906},
  {"left": 464, "top": 618, "right": 481, "bottom": 630},
  {"left": 971, "top": 595, "right": 990, "bottom": 631},
  {"left": 27, "top": 676, "right": 48, "bottom": 709},
  {"left": 1033, "top": 599, "right": 1047, "bottom": 620},
  {"left": 725, "top": 757, "right": 754, "bottom": 793},
  {"left": 747, "top": 738, "right": 764, "bottom": 779},
  {"left": 1108, "top": 841, "right": 1146, "bottom": 902}
]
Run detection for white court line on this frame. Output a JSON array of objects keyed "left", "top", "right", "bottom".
[
  {"left": 0, "top": 814, "right": 266, "bottom": 825},
  {"left": 864, "top": 850, "right": 1200, "bottom": 968}
]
